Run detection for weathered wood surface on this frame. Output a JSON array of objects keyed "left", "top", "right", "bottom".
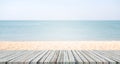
[{"left": 0, "top": 50, "right": 120, "bottom": 64}]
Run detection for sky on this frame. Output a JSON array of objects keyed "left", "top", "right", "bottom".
[{"left": 0, "top": 0, "right": 120, "bottom": 20}]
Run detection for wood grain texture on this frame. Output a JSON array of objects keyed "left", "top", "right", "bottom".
[{"left": 0, "top": 50, "right": 119, "bottom": 64}]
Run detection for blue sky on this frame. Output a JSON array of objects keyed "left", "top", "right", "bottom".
[{"left": 0, "top": 0, "right": 120, "bottom": 20}]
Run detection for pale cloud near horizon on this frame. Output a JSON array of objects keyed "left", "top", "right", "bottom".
[{"left": 0, "top": 0, "right": 120, "bottom": 20}]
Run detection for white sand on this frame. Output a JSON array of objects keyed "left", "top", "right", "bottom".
[{"left": 0, "top": 41, "right": 120, "bottom": 50}]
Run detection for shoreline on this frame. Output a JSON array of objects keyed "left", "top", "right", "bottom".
[{"left": 0, "top": 41, "right": 120, "bottom": 50}]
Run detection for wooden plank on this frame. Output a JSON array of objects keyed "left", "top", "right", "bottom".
[
  {"left": 0, "top": 50, "right": 17, "bottom": 59},
  {"left": 8, "top": 51, "right": 35, "bottom": 64},
  {"left": 71, "top": 50, "right": 83, "bottom": 64},
  {"left": 83, "top": 51, "right": 102, "bottom": 64},
  {"left": 95, "top": 51, "right": 120, "bottom": 64},
  {"left": 83, "top": 51, "right": 107, "bottom": 64},
  {"left": 67, "top": 50, "right": 75, "bottom": 64},
  {"left": 63, "top": 50, "right": 69, "bottom": 64},
  {"left": 57, "top": 50, "right": 64, "bottom": 64},
  {"left": 38, "top": 50, "right": 51, "bottom": 64},
  {"left": 0, "top": 50, "right": 120, "bottom": 64},
  {"left": 0, "top": 50, "right": 28, "bottom": 64},
  {"left": 80, "top": 51, "right": 96, "bottom": 64},
  {"left": 76, "top": 50, "right": 89, "bottom": 64},
  {"left": 110, "top": 50, "right": 120, "bottom": 55},
  {"left": 92, "top": 50, "right": 116, "bottom": 64},
  {"left": 44, "top": 50, "right": 55, "bottom": 64},
  {"left": 104, "top": 50, "right": 120, "bottom": 59},
  {"left": 31, "top": 50, "right": 48, "bottom": 64},
  {"left": 21, "top": 51, "right": 43, "bottom": 64},
  {"left": 50, "top": 50, "right": 59, "bottom": 64}
]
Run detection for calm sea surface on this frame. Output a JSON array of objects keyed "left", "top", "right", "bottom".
[{"left": 0, "top": 20, "right": 120, "bottom": 41}]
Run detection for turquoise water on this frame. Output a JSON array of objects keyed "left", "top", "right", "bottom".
[{"left": 0, "top": 20, "right": 120, "bottom": 41}]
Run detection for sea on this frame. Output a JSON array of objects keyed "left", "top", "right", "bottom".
[{"left": 0, "top": 20, "right": 120, "bottom": 41}]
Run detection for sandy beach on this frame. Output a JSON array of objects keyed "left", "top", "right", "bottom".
[{"left": 0, "top": 41, "right": 120, "bottom": 50}]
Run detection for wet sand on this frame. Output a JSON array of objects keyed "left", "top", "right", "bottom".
[{"left": 0, "top": 41, "right": 120, "bottom": 50}]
